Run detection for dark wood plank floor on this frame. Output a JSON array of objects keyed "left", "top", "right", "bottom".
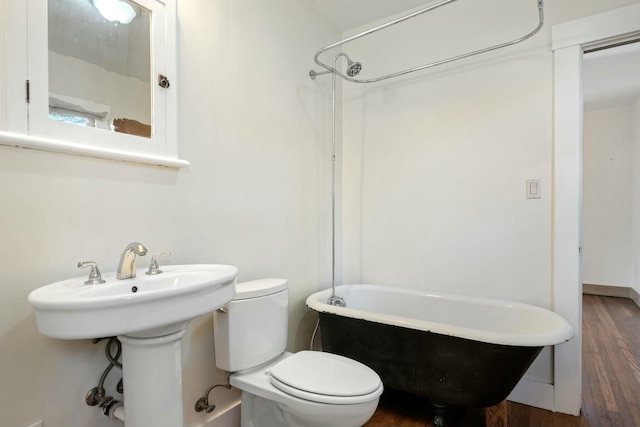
[{"left": 364, "top": 294, "right": 640, "bottom": 427}]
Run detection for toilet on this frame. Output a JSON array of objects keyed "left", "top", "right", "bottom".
[{"left": 213, "top": 278, "right": 383, "bottom": 427}]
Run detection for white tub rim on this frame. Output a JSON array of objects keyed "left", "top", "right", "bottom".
[{"left": 306, "top": 284, "right": 574, "bottom": 347}]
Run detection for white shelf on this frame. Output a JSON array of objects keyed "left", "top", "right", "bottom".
[{"left": 0, "top": 131, "right": 190, "bottom": 168}]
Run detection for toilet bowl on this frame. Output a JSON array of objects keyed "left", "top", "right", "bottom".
[
  {"left": 213, "top": 279, "right": 382, "bottom": 427},
  {"left": 232, "top": 352, "right": 383, "bottom": 427}
]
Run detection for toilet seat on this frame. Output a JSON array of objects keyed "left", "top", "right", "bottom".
[{"left": 268, "top": 351, "right": 382, "bottom": 405}]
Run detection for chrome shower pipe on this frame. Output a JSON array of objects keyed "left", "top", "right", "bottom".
[
  {"left": 309, "top": 69, "right": 331, "bottom": 80},
  {"left": 310, "top": 0, "right": 544, "bottom": 84},
  {"left": 325, "top": 53, "right": 351, "bottom": 308}
]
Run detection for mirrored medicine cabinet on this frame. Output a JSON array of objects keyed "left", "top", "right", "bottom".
[{"left": 0, "top": 0, "right": 188, "bottom": 167}]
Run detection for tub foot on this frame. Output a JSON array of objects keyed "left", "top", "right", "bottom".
[{"left": 432, "top": 402, "right": 449, "bottom": 427}]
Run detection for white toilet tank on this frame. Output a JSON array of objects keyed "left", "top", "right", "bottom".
[{"left": 214, "top": 278, "right": 289, "bottom": 372}]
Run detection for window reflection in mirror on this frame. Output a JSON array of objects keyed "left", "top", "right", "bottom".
[{"left": 47, "top": 0, "right": 152, "bottom": 139}]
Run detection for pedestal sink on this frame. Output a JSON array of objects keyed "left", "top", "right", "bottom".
[{"left": 28, "top": 264, "right": 239, "bottom": 427}]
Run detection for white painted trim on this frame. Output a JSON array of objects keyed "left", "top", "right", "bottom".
[
  {"left": 552, "top": 45, "right": 583, "bottom": 416},
  {"left": 0, "top": 131, "right": 190, "bottom": 168},
  {"left": 552, "top": 3, "right": 640, "bottom": 51},
  {"left": 552, "top": 3, "right": 640, "bottom": 416},
  {"left": 508, "top": 378, "right": 555, "bottom": 412}
]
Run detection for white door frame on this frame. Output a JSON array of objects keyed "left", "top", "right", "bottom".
[{"left": 552, "top": 3, "right": 640, "bottom": 415}]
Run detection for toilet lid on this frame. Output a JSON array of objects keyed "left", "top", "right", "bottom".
[{"left": 269, "top": 351, "right": 382, "bottom": 404}]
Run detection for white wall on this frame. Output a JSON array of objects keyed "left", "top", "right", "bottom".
[
  {"left": 339, "top": 0, "right": 640, "bottom": 388},
  {"left": 0, "top": 1, "right": 338, "bottom": 427},
  {"left": 583, "top": 106, "right": 634, "bottom": 287}
]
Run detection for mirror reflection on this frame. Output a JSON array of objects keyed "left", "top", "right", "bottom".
[{"left": 47, "top": 0, "right": 152, "bottom": 139}]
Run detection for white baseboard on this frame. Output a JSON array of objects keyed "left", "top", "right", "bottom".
[
  {"left": 583, "top": 283, "right": 640, "bottom": 308},
  {"left": 508, "top": 378, "right": 555, "bottom": 411},
  {"left": 200, "top": 400, "right": 241, "bottom": 427}
]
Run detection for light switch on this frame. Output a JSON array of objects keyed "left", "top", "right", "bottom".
[{"left": 526, "top": 179, "right": 541, "bottom": 199}]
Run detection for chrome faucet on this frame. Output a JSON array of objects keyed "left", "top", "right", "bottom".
[{"left": 116, "top": 242, "right": 148, "bottom": 280}]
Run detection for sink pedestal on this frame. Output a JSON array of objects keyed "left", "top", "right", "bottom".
[{"left": 119, "top": 330, "right": 186, "bottom": 427}]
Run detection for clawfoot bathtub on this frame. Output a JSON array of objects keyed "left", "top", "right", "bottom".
[{"left": 306, "top": 284, "right": 573, "bottom": 423}]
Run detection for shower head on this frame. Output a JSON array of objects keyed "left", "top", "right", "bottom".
[
  {"left": 308, "top": 53, "right": 363, "bottom": 80},
  {"left": 346, "top": 59, "right": 363, "bottom": 77},
  {"left": 335, "top": 52, "right": 363, "bottom": 77}
]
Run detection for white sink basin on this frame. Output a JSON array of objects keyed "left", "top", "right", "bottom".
[{"left": 28, "top": 264, "right": 238, "bottom": 339}]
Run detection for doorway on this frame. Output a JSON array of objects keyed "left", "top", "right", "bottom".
[
  {"left": 552, "top": 4, "right": 640, "bottom": 415},
  {"left": 582, "top": 41, "right": 640, "bottom": 298}
]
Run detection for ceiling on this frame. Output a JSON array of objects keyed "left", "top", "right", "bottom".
[
  {"left": 583, "top": 41, "right": 640, "bottom": 111},
  {"left": 307, "top": 0, "right": 429, "bottom": 30}
]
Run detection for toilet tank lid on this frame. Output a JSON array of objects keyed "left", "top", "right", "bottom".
[{"left": 234, "top": 278, "right": 288, "bottom": 300}]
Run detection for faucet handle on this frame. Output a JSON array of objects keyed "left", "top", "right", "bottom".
[
  {"left": 78, "top": 261, "right": 106, "bottom": 285},
  {"left": 145, "top": 252, "right": 171, "bottom": 275}
]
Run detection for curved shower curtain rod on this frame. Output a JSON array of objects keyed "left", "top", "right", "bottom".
[{"left": 309, "top": 0, "right": 544, "bottom": 83}]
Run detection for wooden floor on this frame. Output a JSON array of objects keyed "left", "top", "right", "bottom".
[{"left": 364, "top": 295, "right": 640, "bottom": 427}]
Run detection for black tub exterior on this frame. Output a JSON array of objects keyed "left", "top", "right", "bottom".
[{"left": 318, "top": 312, "right": 542, "bottom": 409}]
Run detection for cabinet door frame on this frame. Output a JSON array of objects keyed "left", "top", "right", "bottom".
[{"left": 0, "top": 0, "right": 187, "bottom": 168}]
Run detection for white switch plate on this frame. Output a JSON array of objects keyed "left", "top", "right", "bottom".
[{"left": 526, "top": 179, "right": 541, "bottom": 199}]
